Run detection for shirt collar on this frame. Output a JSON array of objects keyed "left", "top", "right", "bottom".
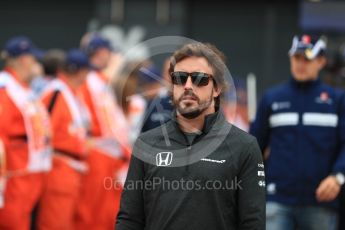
[
  {"left": 4, "top": 67, "right": 30, "bottom": 88},
  {"left": 167, "top": 109, "right": 225, "bottom": 145},
  {"left": 289, "top": 76, "right": 321, "bottom": 89}
]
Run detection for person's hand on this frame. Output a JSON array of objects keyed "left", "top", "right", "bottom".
[
  {"left": 263, "top": 147, "right": 270, "bottom": 160},
  {"left": 316, "top": 176, "right": 341, "bottom": 202}
]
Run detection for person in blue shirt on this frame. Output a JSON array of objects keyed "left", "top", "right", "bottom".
[
  {"left": 139, "top": 62, "right": 173, "bottom": 133},
  {"left": 250, "top": 34, "right": 345, "bottom": 230}
]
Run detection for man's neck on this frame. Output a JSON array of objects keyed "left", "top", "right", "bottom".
[
  {"left": 95, "top": 70, "right": 109, "bottom": 82},
  {"left": 177, "top": 108, "right": 215, "bottom": 134},
  {"left": 177, "top": 114, "right": 204, "bottom": 134},
  {"left": 60, "top": 74, "right": 79, "bottom": 90},
  {"left": 6, "top": 66, "right": 30, "bottom": 85},
  {"left": 293, "top": 74, "right": 318, "bottom": 82}
]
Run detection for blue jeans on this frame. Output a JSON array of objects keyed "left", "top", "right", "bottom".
[{"left": 266, "top": 202, "right": 338, "bottom": 230}]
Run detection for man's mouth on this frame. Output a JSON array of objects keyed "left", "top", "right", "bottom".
[{"left": 181, "top": 96, "right": 197, "bottom": 101}]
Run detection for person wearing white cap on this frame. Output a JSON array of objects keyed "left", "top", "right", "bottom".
[{"left": 250, "top": 34, "right": 345, "bottom": 230}]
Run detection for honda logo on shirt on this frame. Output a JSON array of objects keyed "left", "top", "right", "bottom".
[{"left": 156, "top": 152, "right": 173, "bottom": 167}]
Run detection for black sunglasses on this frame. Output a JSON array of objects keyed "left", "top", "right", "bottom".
[{"left": 171, "top": 71, "right": 213, "bottom": 87}]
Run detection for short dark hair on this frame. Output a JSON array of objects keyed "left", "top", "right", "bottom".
[
  {"left": 169, "top": 42, "right": 229, "bottom": 108},
  {"left": 42, "top": 49, "right": 66, "bottom": 76}
]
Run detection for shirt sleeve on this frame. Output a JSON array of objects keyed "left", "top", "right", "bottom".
[
  {"left": 237, "top": 138, "right": 266, "bottom": 230},
  {"left": 332, "top": 91, "right": 345, "bottom": 175},
  {"left": 249, "top": 92, "right": 271, "bottom": 152},
  {"left": 0, "top": 89, "right": 10, "bottom": 165},
  {"left": 116, "top": 150, "right": 146, "bottom": 230}
]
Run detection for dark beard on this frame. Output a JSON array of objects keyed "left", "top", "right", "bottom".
[
  {"left": 179, "top": 107, "right": 204, "bottom": 119},
  {"left": 174, "top": 89, "right": 213, "bottom": 119}
]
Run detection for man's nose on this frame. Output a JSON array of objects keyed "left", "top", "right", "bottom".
[{"left": 184, "top": 76, "right": 194, "bottom": 90}]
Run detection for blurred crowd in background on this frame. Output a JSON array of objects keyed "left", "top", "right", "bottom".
[{"left": 1, "top": 0, "right": 345, "bottom": 229}]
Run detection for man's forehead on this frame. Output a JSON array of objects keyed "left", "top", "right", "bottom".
[
  {"left": 174, "top": 56, "right": 213, "bottom": 72},
  {"left": 291, "top": 53, "right": 322, "bottom": 62}
]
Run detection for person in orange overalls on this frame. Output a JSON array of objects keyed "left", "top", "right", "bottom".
[
  {"left": 75, "top": 35, "right": 131, "bottom": 230},
  {"left": 0, "top": 36, "right": 52, "bottom": 230},
  {"left": 36, "top": 49, "right": 91, "bottom": 230}
]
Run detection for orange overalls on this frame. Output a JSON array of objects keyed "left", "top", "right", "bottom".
[
  {"left": 75, "top": 71, "right": 130, "bottom": 230},
  {"left": 37, "top": 75, "right": 89, "bottom": 230},
  {"left": 0, "top": 68, "right": 52, "bottom": 230}
]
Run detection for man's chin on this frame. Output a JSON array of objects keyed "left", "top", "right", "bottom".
[
  {"left": 177, "top": 104, "right": 203, "bottom": 119},
  {"left": 179, "top": 109, "right": 202, "bottom": 119},
  {"left": 294, "top": 74, "right": 311, "bottom": 82}
]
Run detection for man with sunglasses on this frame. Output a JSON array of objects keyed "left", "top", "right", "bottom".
[
  {"left": 250, "top": 35, "right": 345, "bottom": 230},
  {"left": 116, "top": 42, "right": 265, "bottom": 230}
]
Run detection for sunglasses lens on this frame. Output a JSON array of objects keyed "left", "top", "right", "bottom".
[
  {"left": 171, "top": 72, "right": 188, "bottom": 85},
  {"left": 171, "top": 72, "right": 211, "bottom": 86},
  {"left": 191, "top": 72, "right": 210, "bottom": 86}
]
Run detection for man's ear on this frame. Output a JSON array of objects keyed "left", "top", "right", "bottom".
[
  {"left": 318, "top": 56, "right": 327, "bottom": 69},
  {"left": 213, "top": 85, "right": 221, "bottom": 98}
]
